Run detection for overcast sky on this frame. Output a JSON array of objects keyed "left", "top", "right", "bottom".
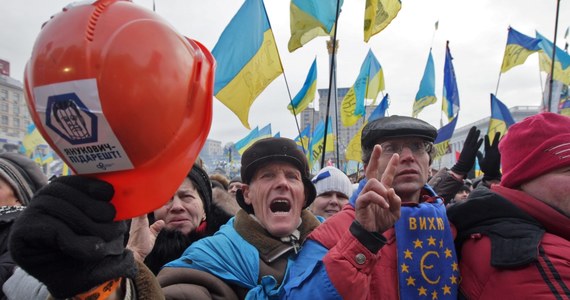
[{"left": 1, "top": 0, "right": 568, "bottom": 145}]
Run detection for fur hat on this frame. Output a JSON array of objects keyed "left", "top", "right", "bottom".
[
  {"left": 0, "top": 153, "right": 48, "bottom": 206},
  {"left": 187, "top": 163, "right": 212, "bottom": 216},
  {"left": 236, "top": 137, "right": 316, "bottom": 214},
  {"left": 500, "top": 112, "right": 570, "bottom": 188},
  {"left": 312, "top": 166, "right": 353, "bottom": 199}
]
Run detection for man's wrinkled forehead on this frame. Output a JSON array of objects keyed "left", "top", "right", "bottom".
[{"left": 251, "top": 161, "right": 301, "bottom": 180}]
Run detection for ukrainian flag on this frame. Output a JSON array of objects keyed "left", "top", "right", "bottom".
[
  {"left": 413, "top": 50, "right": 437, "bottom": 118},
  {"left": 434, "top": 116, "right": 458, "bottom": 160},
  {"left": 42, "top": 151, "right": 54, "bottom": 165},
  {"left": 488, "top": 94, "right": 515, "bottom": 142},
  {"left": 235, "top": 126, "right": 260, "bottom": 155},
  {"left": 536, "top": 31, "right": 570, "bottom": 85},
  {"left": 21, "top": 123, "right": 46, "bottom": 157},
  {"left": 364, "top": 0, "right": 401, "bottom": 42},
  {"left": 288, "top": 0, "right": 344, "bottom": 52},
  {"left": 294, "top": 124, "right": 311, "bottom": 155},
  {"left": 288, "top": 58, "right": 317, "bottom": 115},
  {"left": 341, "top": 49, "right": 384, "bottom": 126},
  {"left": 257, "top": 123, "right": 272, "bottom": 140},
  {"left": 309, "top": 117, "right": 334, "bottom": 167},
  {"left": 213, "top": 0, "right": 283, "bottom": 129},
  {"left": 442, "top": 42, "right": 460, "bottom": 122},
  {"left": 345, "top": 94, "right": 389, "bottom": 162},
  {"left": 500, "top": 27, "right": 541, "bottom": 73}
]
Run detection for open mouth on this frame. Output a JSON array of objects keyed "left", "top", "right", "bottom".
[{"left": 270, "top": 199, "right": 291, "bottom": 213}]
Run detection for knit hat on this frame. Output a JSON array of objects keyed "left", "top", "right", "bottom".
[
  {"left": 187, "top": 163, "right": 212, "bottom": 216},
  {"left": 500, "top": 112, "right": 570, "bottom": 188},
  {"left": 312, "top": 166, "right": 353, "bottom": 199},
  {"left": 0, "top": 153, "right": 48, "bottom": 206},
  {"left": 236, "top": 137, "right": 316, "bottom": 214}
]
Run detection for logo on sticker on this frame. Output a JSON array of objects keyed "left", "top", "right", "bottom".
[{"left": 46, "top": 93, "right": 98, "bottom": 145}]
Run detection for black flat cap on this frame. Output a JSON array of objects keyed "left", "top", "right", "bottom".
[{"left": 361, "top": 115, "right": 437, "bottom": 151}]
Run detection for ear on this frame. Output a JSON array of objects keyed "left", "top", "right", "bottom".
[{"left": 241, "top": 184, "right": 252, "bottom": 205}]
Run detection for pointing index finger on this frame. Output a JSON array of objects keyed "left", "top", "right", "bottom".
[{"left": 365, "top": 144, "right": 383, "bottom": 180}]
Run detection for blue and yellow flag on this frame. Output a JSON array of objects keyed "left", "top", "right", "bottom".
[
  {"left": 213, "top": 0, "right": 283, "bottom": 129},
  {"left": 310, "top": 117, "right": 334, "bottom": 167},
  {"left": 536, "top": 31, "right": 570, "bottom": 85},
  {"left": 288, "top": 58, "right": 317, "bottom": 115},
  {"left": 61, "top": 161, "right": 72, "bottom": 176},
  {"left": 394, "top": 201, "right": 459, "bottom": 299},
  {"left": 294, "top": 124, "right": 311, "bottom": 155},
  {"left": 41, "top": 151, "right": 54, "bottom": 165},
  {"left": 341, "top": 49, "right": 385, "bottom": 126},
  {"left": 345, "top": 94, "right": 389, "bottom": 162},
  {"left": 434, "top": 116, "right": 458, "bottom": 160},
  {"left": 364, "top": 0, "right": 402, "bottom": 42},
  {"left": 21, "top": 123, "right": 46, "bottom": 157},
  {"left": 257, "top": 123, "right": 272, "bottom": 140},
  {"left": 488, "top": 94, "right": 515, "bottom": 142},
  {"left": 288, "top": 0, "right": 344, "bottom": 52},
  {"left": 558, "top": 84, "right": 570, "bottom": 116},
  {"left": 442, "top": 43, "right": 460, "bottom": 122},
  {"left": 474, "top": 156, "right": 483, "bottom": 178},
  {"left": 235, "top": 126, "right": 260, "bottom": 155},
  {"left": 500, "top": 27, "right": 542, "bottom": 73},
  {"left": 413, "top": 50, "right": 437, "bottom": 118}
]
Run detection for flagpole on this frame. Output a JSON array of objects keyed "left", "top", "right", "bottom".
[
  {"left": 327, "top": 38, "right": 341, "bottom": 168},
  {"left": 548, "top": 0, "right": 561, "bottom": 112},
  {"left": 261, "top": 0, "right": 305, "bottom": 149},
  {"left": 321, "top": 0, "right": 342, "bottom": 169}
]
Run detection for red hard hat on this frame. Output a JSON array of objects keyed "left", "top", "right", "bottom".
[{"left": 24, "top": 0, "right": 214, "bottom": 220}]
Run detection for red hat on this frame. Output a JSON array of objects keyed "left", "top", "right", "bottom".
[{"left": 500, "top": 112, "right": 570, "bottom": 188}]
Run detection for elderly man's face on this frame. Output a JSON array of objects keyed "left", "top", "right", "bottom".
[
  {"left": 368, "top": 137, "right": 432, "bottom": 202},
  {"left": 242, "top": 161, "right": 305, "bottom": 237},
  {"left": 521, "top": 166, "right": 570, "bottom": 216}
]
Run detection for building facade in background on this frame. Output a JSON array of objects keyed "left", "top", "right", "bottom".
[
  {"left": 0, "top": 72, "right": 33, "bottom": 152},
  {"left": 434, "top": 106, "right": 540, "bottom": 171}
]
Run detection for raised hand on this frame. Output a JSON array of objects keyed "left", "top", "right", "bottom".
[
  {"left": 127, "top": 215, "right": 165, "bottom": 262},
  {"left": 480, "top": 132, "right": 502, "bottom": 181},
  {"left": 451, "top": 126, "right": 483, "bottom": 176},
  {"left": 355, "top": 145, "right": 402, "bottom": 233}
]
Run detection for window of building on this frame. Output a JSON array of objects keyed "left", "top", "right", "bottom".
[
  {"left": 0, "top": 102, "right": 7, "bottom": 112},
  {"left": 14, "top": 118, "right": 20, "bottom": 128},
  {"left": 14, "top": 105, "right": 20, "bottom": 115},
  {"left": 0, "top": 89, "right": 7, "bottom": 100},
  {"left": 13, "top": 92, "right": 20, "bottom": 101},
  {"left": 1, "top": 115, "right": 8, "bottom": 125}
]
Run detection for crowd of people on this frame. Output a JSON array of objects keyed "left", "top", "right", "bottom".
[{"left": 0, "top": 112, "right": 566, "bottom": 299}]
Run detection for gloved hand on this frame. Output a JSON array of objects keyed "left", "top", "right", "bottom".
[
  {"left": 9, "top": 175, "right": 136, "bottom": 299},
  {"left": 478, "top": 132, "right": 502, "bottom": 181},
  {"left": 451, "top": 126, "right": 483, "bottom": 175}
]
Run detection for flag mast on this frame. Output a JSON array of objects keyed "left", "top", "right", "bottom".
[
  {"left": 327, "top": 38, "right": 340, "bottom": 168},
  {"left": 321, "top": 0, "right": 342, "bottom": 169},
  {"left": 548, "top": 0, "right": 561, "bottom": 111}
]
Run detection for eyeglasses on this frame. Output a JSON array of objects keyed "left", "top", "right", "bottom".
[{"left": 380, "top": 140, "right": 433, "bottom": 156}]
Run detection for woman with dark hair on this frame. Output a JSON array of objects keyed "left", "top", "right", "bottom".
[{"left": 127, "top": 163, "right": 236, "bottom": 275}]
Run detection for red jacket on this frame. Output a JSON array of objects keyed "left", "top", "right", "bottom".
[
  {"left": 448, "top": 185, "right": 570, "bottom": 299},
  {"left": 309, "top": 204, "right": 399, "bottom": 299}
]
